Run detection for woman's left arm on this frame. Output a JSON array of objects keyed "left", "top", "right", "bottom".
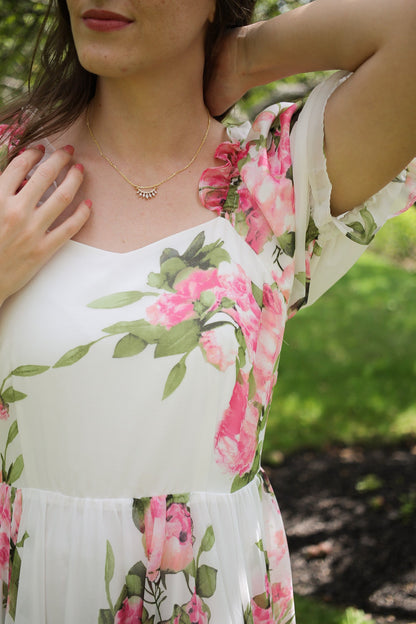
[{"left": 207, "top": 0, "right": 416, "bottom": 215}]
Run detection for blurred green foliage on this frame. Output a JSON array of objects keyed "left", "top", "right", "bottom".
[
  {"left": 0, "top": 0, "right": 48, "bottom": 102},
  {"left": 265, "top": 247, "right": 416, "bottom": 458}
]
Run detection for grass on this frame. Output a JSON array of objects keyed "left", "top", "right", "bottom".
[
  {"left": 295, "top": 596, "right": 375, "bottom": 624},
  {"left": 264, "top": 246, "right": 416, "bottom": 458}
]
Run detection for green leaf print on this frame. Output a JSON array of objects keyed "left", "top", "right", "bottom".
[
  {"left": 243, "top": 603, "right": 255, "bottom": 624},
  {"left": 113, "top": 585, "right": 128, "bottom": 615},
  {"left": 142, "top": 608, "right": 155, "bottom": 624},
  {"left": 53, "top": 342, "right": 96, "bottom": 368},
  {"left": 160, "top": 247, "right": 180, "bottom": 264},
  {"left": 128, "top": 560, "right": 147, "bottom": 577},
  {"left": 103, "top": 320, "right": 166, "bottom": 344},
  {"left": 197, "top": 243, "right": 230, "bottom": 270},
  {"left": 248, "top": 368, "right": 257, "bottom": 401},
  {"left": 182, "top": 231, "right": 206, "bottom": 261},
  {"left": 277, "top": 231, "right": 296, "bottom": 258},
  {"left": 195, "top": 564, "right": 217, "bottom": 598},
  {"left": 113, "top": 334, "right": 147, "bottom": 358},
  {"left": 148, "top": 256, "right": 188, "bottom": 292},
  {"left": 8, "top": 547, "right": 22, "bottom": 620},
  {"left": 11, "top": 365, "right": 50, "bottom": 377},
  {"left": 6, "top": 454, "right": 24, "bottom": 484},
  {"left": 98, "top": 609, "right": 114, "bottom": 624},
  {"left": 105, "top": 540, "right": 115, "bottom": 613},
  {"left": 198, "top": 525, "right": 215, "bottom": 555},
  {"left": 2, "top": 387, "right": 27, "bottom": 403},
  {"left": 160, "top": 257, "right": 189, "bottom": 288},
  {"left": 295, "top": 271, "right": 306, "bottom": 286},
  {"left": 88, "top": 291, "right": 153, "bottom": 309},
  {"left": 154, "top": 320, "right": 201, "bottom": 358},
  {"left": 222, "top": 178, "right": 240, "bottom": 214},
  {"left": 163, "top": 356, "right": 187, "bottom": 400},
  {"left": 251, "top": 282, "right": 263, "bottom": 309},
  {"left": 305, "top": 216, "right": 320, "bottom": 247},
  {"left": 253, "top": 592, "right": 270, "bottom": 609},
  {"left": 132, "top": 498, "right": 149, "bottom": 532},
  {"left": 167, "top": 493, "right": 190, "bottom": 506},
  {"left": 346, "top": 207, "right": 378, "bottom": 245},
  {"left": 126, "top": 573, "right": 144, "bottom": 597},
  {"left": 6, "top": 420, "right": 18, "bottom": 447},
  {"left": 170, "top": 606, "right": 192, "bottom": 624}
]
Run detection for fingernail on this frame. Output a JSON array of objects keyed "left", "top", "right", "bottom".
[
  {"left": 84, "top": 199, "right": 92, "bottom": 209},
  {"left": 63, "top": 145, "right": 75, "bottom": 155},
  {"left": 74, "top": 163, "right": 84, "bottom": 173},
  {"left": 34, "top": 144, "right": 45, "bottom": 153}
]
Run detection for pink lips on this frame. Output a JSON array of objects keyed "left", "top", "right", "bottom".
[{"left": 82, "top": 9, "right": 133, "bottom": 32}]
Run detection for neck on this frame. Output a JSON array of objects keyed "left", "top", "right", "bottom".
[{"left": 85, "top": 60, "right": 209, "bottom": 175}]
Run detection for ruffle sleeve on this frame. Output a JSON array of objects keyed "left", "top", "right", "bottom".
[
  {"left": 289, "top": 71, "right": 416, "bottom": 311},
  {"left": 200, "top": 72, "right": 416, "bottom": 319}
]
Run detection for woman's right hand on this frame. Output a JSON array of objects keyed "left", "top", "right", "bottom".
[{"left": 0, "top": 144, "right": 91, "bottom": 308}]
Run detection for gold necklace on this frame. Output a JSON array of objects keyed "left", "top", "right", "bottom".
[{"left": 86, "top": 104, "right": 211, "bottom": 200}]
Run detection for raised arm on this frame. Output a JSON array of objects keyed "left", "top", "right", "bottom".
[{"left": 206, "top": 0, "right": 416, "bottom": 215}]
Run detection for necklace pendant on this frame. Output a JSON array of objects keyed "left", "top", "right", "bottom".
[{"left": 136, "top": 187, "right": 158, "bottom": 200}]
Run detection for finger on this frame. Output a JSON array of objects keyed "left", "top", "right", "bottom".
[
  {"left": 36, "top": 163, "right": 85, "bottom": 231},
  {"left": 0, "top": 146, "right": 46, "bottom": 195},
  {"left": 18, "top": 145, "right": 75, "bottom": 208},
  {"left": 43, "top": 199, "right": 92, "bottom": 251}
]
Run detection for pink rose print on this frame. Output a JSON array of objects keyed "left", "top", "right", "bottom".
[
  {"left": 273, "top": 265, "right": 294, "bottom": 306},
  {"left": 236, "top": 185, "right": 273, "bottom": 254},
  {"left": 142, "top": 496, "right": 166, "bottom": 582},
  {"left": 219, "top": 265, "right": 261, "bottom": 362},
  {"left": 251, "top": 110, "right": 277, "bottom": 136},
  {"left": 269, "top": 105, "right": 296, "bottom": 178},
  {"left": 146, "top": 294, "right": 195, "bottom": 329},
  {"left": 252, "top": 284, "right": 285, "bottom": 406},
  {"left": 114, "top": 596, "right": 144, "bottom": 624},
  {"left": 0, "top": 401, "right": 9, "bottom": 420},
  {"left": 214, "top": 373, "right": 259, "bottom": 476},
  {"left": 267, "top": 530, "right": 287, "bottom": 570},
  {"left": 242, "top": 158, "right": 294, "bottom": 240},
  {"left": 10, "top": 489, "right": 22, "bottom": 545},
  {"left": 184, "top": 590, "right": 209, "bottom": 624},
  {"left": 0, "top": 532, "right": 9, "bottom": 581},
  {"left": 146, "top": 269, "right": 221, "bottom": 329},
  {"left": 141, "top": 497, "right": 194, "bottom": 581},
  {"left": 251, "top": 574, "right": 274, "bottom": 624},
  {"left": 271, "top": 582, "right": 293, "bottom": 618},
  {"left": 199, "top": 141, "right": 249, "bottom": 213},
  {"left": 161, "top": 502, "right": 194, "bottom": 574},
  {"left": 0, "top": 483, "right": 11, "bottom": 583},
  {"left": 251, "top": 600, "right": 274, "bottom": 624},
  {"left": 200, "top": 329, "right": 237, "bottom": 372}
]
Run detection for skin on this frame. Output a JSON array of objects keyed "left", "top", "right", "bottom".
[{"left": 1, "top": 0, "right": 416, "bottom": 308}]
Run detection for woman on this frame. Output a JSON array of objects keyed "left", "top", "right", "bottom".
[{"left": 0, "top": 1, "right": 415, "bottom": 622}]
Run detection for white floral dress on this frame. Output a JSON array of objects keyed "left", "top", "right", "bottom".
[{"left": 1, "top": 73, "right": 415, "bottom": 624}]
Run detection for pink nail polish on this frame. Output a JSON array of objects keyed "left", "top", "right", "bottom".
[
  {"left": 63, "top": 145, "right": 75, "bottom": 155},
  {"left": 74, "top": 163, "right": 84, "bottom": 173},
  {"left": 34, "top": 144, "right": 46, "bottom": 153},
  {"left": 84, "top": 199, "right": 93, "bottom": 209}
]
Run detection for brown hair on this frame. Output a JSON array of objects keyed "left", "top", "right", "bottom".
[{"left": 0, "top": 0, "right": 257, "bottom": 161}]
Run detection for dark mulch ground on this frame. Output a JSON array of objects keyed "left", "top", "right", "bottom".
[{"left": 266, "top": 440, "right": 416, "bottom": 624}]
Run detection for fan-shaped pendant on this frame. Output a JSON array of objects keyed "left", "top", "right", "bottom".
[{"left": 136, "top": 187, "right": 158, "bottom": 200}]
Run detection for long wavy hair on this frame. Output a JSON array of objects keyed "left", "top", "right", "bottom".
[{"left": 0, "top": 0, "right": 257, "bottom": 161}]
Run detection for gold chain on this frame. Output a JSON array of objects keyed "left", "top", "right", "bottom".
[{"left": 86, "top": 104, "right": 211, "bottom": 200}]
